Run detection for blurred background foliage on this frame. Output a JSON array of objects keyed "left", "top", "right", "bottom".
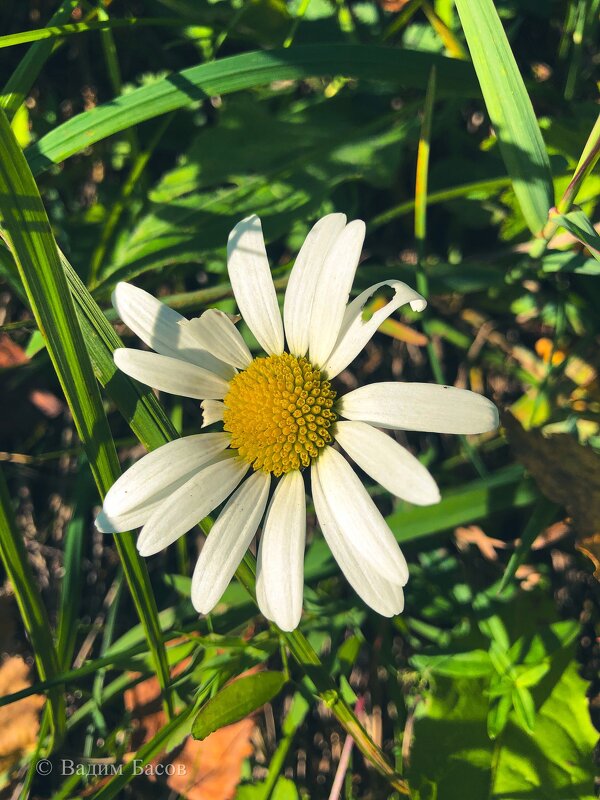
[{"left": 0, "top": 0, "right": 599, "bottom": 798}]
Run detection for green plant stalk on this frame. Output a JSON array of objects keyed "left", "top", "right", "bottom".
[
  {"left": 530, "top": 112, "right": 600, "bottom": 258},
  {"left": 0, "top": 466, "right": 66, "bottom": 744},
  {"left": 0, "top": 107, "right": 174, "bottom": 721}
]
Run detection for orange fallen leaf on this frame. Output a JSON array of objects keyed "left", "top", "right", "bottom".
[
  {"left": 124, "top": 664, "right": 255, "bottom": 800},
  {"left": 0, "top": 657, "right": 44, "bottom": 773},
  {"left": 0, "top": 334, "right": 29, "bottom": 368}
]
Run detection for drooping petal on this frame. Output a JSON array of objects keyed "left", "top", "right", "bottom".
[
  {"left": 339, "top": 382, "right": 499, "bottom": 434},
  {"left": 96, "top": 433, "right": 231, "bottom": 533},
  {"left": 201, "top": 399, "right": 225, "bottom": 428},
  {"left": 334, "top": 421, "right": 440, "bottom": 506},
  {"left": 256, "top": 471, "right": 306, "bottom": 631},
  {"left": 137, "top": 454, "right": 249, "bottom": 556},
  {"left": 312, "top": 447, "right": 409, "bottom": 585},
  {"left": 192, "top": 470, "right": 270, "bottom": 614},
  {"left": 112, "top": 282, "right": 234, "bottom": 379},
  {"left": 324, "top": 281, "right": 426, "bottom": 377},
  {"left": 227, "top": 215, "right": 284, "bottom": 355},
  {"left": 181, "top": 309, "right": 252, "bottom": 370},
  {"left": 308, "top": 220, "right": 366, "bottom": 368},
  {"left": 114, "top": 348, "right": 230, "bottom": 400},
  {"left": 312, "top": 459, "right": 405, "bottom": 617},
  {"left": 283, "top": 214, "right": 347, "bottom": 357}
]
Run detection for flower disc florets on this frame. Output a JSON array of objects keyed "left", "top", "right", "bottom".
[{"left": 223, "top": 353, "right": 337, "bottom": 476}]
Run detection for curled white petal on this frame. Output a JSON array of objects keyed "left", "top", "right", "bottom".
[
  {"left": 324, "top": 280, "right": 426, "bottom": 377},
  {"left": 192, "top": 470, "right": 270, "bottom": 614},
  {"left": 227, "top": 215, "right": 284, "bottom": 355},
  {"left": 334, "top": 421, "right": 440, "bottom": 506},
  {"left": 312, "top": 447, "right": 408, "bottom": 585},
  {"left": 96, "top": 433, "right": 231, "bottom": 533},
  {"left": 114, "top": 348, "right": 230, "bottom": 400},
  {"left": 137, "top": 454, "right": 249, "bottom": 556},
  {"left": 312, "top": 459, "right": 405, "bottom": 617},
  {"left": 308, "top": 220, "right": 366, "bottom": 368},
  {"left": 256, "top": 471, "right": 306, "bottom": 631},
  {"left": 181, "top": 309, "right": 252, "bottom": 370},
  {"left": 339, "top": 382, "right": 499, "bottom": 434},
  {"left": 283, "top": 214, "right": 347, "bottom": 357},
  {"left": 112, "top": 282, "right": 234, "bottom": 379},
  {"left": 201, "top": 400, "right": 225, "bottom": 428}
]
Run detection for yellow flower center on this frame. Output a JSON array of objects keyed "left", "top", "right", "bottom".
[{"left": 223, "top": 353, "right": 337, "bottom": 476}]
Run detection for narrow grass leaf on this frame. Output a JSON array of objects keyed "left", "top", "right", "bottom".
[
  {"left": 552, "top": 210, "right": 600, "bottom": 261},
  {"left": 0, "top": 0, "right": 77, "bottom": 120},
  {"left": 0, "top": 107, "right": 174, "bottom": 718},
  {"left": 454, "top": 0, "right": 553, "bottom": 234},
  {"left": 0, "top": 466, "right": 66, "bottom": 742},
  {"left": 26, "top": 45, "right": 479, "bottom": 175}
]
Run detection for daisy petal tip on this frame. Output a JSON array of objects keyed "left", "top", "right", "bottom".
[
  {"left": 94, "top": 510, "right": 117, "bottom": 534},
  {"left": 410, "top": 297, "right": 427, "bottom": 313}
]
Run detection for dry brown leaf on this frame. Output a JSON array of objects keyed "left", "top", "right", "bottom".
[
  {"left": 455, "top": 525, "right": 508, "bottom": 561},
  {"left": 0, "top": 657, "right": 44, "bottom": 772},
  {"left": 28, "top": 389, "right": 66, "bottom": 418},
  {"left": 124, "top": 664, "right": 255, "bottom": 800},
  {"left": 503, "top": 411, "right": 600, "bottom": 578}
]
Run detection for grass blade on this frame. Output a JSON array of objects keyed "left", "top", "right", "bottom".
[
  {"left": 25, "top": 45, "right": 479, "bottom": 175},
  {"left": 0, "top": 107, "right": 174, "bottom": 720},
  {"left": 0, "top": 0, "right": 77, "bottom": 120},
  {"left": 0, "top": 465, "right": 66, "bottom": 744},
  {"left": 454, "top": 0, "right": 553, "bottom": 234}
]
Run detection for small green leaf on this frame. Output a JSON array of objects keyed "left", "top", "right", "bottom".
[
  {"left": 192, "top": 671, "right": 287, "bottom": 740},
  {"left": 487, "top": 692, "right": 512, "bottom": 740},
  {"left": 515, "top": 662, "right": 550, "bottom": 689},
  {"left": 512, "top": 685, "right": 536, "bottom": 733},
  {"left": 411, "top": 650, "right": 493, "bottom": 679},
  {"left": 552, "top": 209, "right": 600, "bottom": 261}
]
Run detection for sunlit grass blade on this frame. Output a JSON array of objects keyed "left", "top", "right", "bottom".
[
  {"left": 551, "top": 209, "right": 600, "bottom": 261},
  {"left": 0, "top": 465, "right": 66, "bottom": 744},
  {"left": 498, "top": 499, "right": 559, "bottom": 594},
  {"left": 0, "top": 0, "right": 77, "bottom": 120},
  {"left": 0, "top": 107, "right": 174, "bottom": 720},
  {"left": 454, "top": 0, "right": 554, "bottom": 235},
  {"left": 0, "top": 18, "right": 183, "bottom": 50},
  {"left": 25, "top": 45, "right": 479, "bottom": 175}
]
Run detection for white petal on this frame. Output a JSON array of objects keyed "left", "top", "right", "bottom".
[
  {"left": 192, "top": 471, "right": 270, "bottom": 613},
  {"left": 312, "top": 447, "right": 409, "bottom": 585},
  {"left": 334, "top": 421, "right": 440, "bottom": 506},
  {"left": 137, "top": 454, "right": 249, "bottom": 556},
  {"left": 201, "top": 400, "right": 225, "bottom": 428},
  {"left": 339, "top": 382, "right": 499, "bottom": 434},
  {"left": 114, "top": 348, "right": 230, "bottom": 400},
  {"left": 311, "top": 461, "right": 405, "bottom": 617},
  {"left": 283, "top": 214, "right": 347, "bottom": 357},
  {"left": 180, "top": 309, "right": 252, "bottom": 370},
  {"left": 308, "top": 220, "right": 365, "bottom": 368},
  {"left": 227, "top": 215, "right": 284, "bottom": 355},
  {"left": 112, "top": 282, "right": 234, "bottom": 380},
  {"left": 324, "top": 281, "right": 426, "bottom": 377},
  {"left": 256, "top": 471, "right": 306, "bottom": 631},
  {"left": 96, "top": 433, "right": 231, "bottom": 532}
]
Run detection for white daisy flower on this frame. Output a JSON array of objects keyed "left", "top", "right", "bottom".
[{"left": 96, "top": 214, "right": 498, "bottom": 631}]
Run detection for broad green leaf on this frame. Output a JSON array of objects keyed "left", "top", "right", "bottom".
[
  {"left": 25, "top": 45, "right": 479, "bottom": 175},
  {"left": 552, "top": 209, "right": 600, "bottom": 261},
  {"left": 454, "top": 0, "right": 553, "bottom": 234},
  {"left": 411, "top": 650, "right": 493, "bottom": 678},
  {"left": 511, "top": 685, "right": 536, "bottom": 732},
  {"left": 0, "top": 108, "right": 174, "bottom": 718},
  {"left": 192, "top": 671, "right": 287, "bottom": 740},
  {"left": 236, "top": 777, "right": 300, "bottom": 800}
]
